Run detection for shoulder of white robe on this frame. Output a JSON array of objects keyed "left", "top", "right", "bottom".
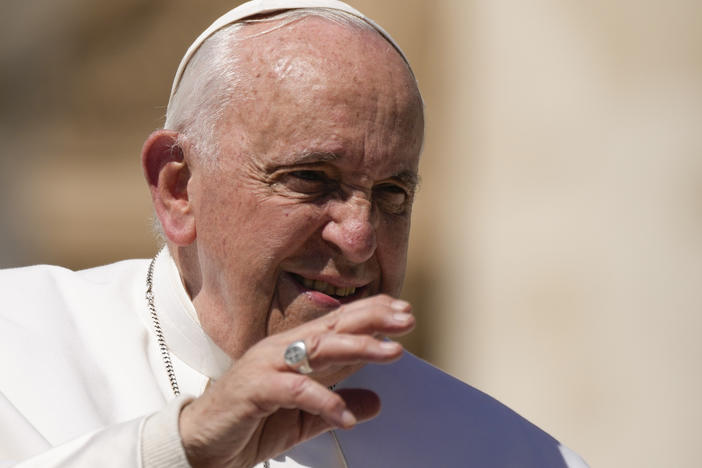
[{"left": 169, "top": 0, "right": 410, "bottom": 101}]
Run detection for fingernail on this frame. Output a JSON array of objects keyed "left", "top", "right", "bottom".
[
  {"left": 393, "top": 312, "right": 412, "bottom": 324},
  {"left": 391, "top": 299, "right": 410, "bottom": 311},
  {"left": 340, "top": 409, "right": 356, "bottom": 428}
]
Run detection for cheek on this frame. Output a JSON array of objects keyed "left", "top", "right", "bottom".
[
  {"left": 377, "top": 219, "right": 411, "bottom": 294},
  {"left": 225, "top": 198, "right": 327, "bottom": 267}
]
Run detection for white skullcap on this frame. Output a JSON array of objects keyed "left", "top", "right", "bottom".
[{"left": 169, "top": 0, "right": 409, "bottom": 101}]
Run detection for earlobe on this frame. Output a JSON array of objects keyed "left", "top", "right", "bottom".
[{"left": 141, "top": 130, "right": 196, "bottom": 246}]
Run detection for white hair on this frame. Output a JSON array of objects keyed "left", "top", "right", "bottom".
[{"left": 163, "top": 8, "right": 417, "bottom": 167}]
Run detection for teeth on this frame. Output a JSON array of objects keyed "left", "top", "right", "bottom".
[{"left": 301, "top": 277, "right": 357, "bottom": 297}]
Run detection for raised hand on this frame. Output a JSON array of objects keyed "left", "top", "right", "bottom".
[{"left": 178, "top": 294, "right": 414, "bottom": 467}]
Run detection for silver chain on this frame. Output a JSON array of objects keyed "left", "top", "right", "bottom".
[
  {"left": 146, "top": 249, "right": 181, "bottom": 397},
  {"left": 146, "top": 249, "right": 271, "bottom": 468}
]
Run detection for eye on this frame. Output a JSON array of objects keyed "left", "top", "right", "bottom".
[
  {"left": 289, "top": 170, "right": 327, "bottom": 182},
  {"left": 374, "top": 183, "right": 410, "bottom": 214},
  {"left": 279, "top": 170, "right": 334, "bottom": 195}
]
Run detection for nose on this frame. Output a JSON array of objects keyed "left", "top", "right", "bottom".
[{"left": 321, "top": 193, "right": 378, "bottom": 264}]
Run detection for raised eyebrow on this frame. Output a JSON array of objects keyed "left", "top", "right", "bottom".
[
  {"left": 290, "top": 152, "right": 340, "bottom": 165},
  {"left": 390, "top": 170, "right": 420, "bottom": 191}
]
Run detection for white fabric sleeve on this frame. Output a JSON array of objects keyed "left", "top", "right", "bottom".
[
  {"left": 4, "top": 397, "right": 193, "bottom": 468},
  {"left": 141, "top": 396, "right": 193, "bottom": 468},
  {"left": 7, "top": 419, "right": 142, "bottom": 467}
]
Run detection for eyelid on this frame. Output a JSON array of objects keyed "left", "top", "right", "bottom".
[
  {"left": 277, "top": 163, "right": 336, "bottom": 178},
  {"left": 375, "top": 180, "right": 412, "bottom": 195}
]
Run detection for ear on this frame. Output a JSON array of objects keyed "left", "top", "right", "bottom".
[{"left": 141, "top": 130, "right": 196, "bottom": 246}]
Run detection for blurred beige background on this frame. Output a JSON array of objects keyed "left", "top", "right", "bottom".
[{"left": 2, "top": 1, "right": 701, "bottom": 467}]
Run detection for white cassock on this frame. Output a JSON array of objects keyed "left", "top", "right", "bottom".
[{"left": 0, "top": 250, "right": 588, "bottom": 467}]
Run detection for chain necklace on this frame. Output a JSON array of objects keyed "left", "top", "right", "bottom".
[
  {"left": 146, "top": 250, "right": 180, "bottom": 396},
  {"left": 147, "top": 249, "right": 271, "bottom": 467},
  {"left": 146, "top": 250, "right": 348, "bottom": 468}
]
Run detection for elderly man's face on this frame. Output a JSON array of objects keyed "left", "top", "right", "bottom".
[{"left": 186, "top": 18, "right": 424, "bottom": 357}]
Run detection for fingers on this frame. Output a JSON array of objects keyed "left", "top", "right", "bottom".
[
  {"left": 269, "top": 373, "right": 358, "bottom": 429},
  {"left": 331, "top": 296, "right": 415, "bottom": 336},
  {"left": 296, "top": 388, "right": 381, "bottom": 438},
  {"left": 181, "top": 368, "right": 368, "bottom": 462},
  {"left": 268, "top": 294, "right": 413, "bottom": 377},
  {"left": 280, "top": 294, "right": 415, "bottom": 345},
  {"left": 304, "top": 333, "right": 403, "bottom": 371},
  {"left": 260, "top": 388, "right": 380, "bottom": 458},
  {"left": 337, "top": 388, "right": 381, "bottom": 422}
]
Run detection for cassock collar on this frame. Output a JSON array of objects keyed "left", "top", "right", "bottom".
[{"left": 151, "top": 248, "right": 233, "bottom": 380}]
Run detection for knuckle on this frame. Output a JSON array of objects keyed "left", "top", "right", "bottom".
[
  {"left": 322, "top": 309, "right": 341, "bottom": 331},
  {"left": 375, "top": 293, "right": 394, "bottom": 304},
  {"left": 358, "top": 334, "right": 378, "bottom": 349},
  {"left": 321, "top": 392, "right": 344, "bottom": 414},
  {"left": 306, "top": 334, "right": 322, "bottom": 359},
  {"left": 286, "top": 374, "right": 311, "bottom": 399}
]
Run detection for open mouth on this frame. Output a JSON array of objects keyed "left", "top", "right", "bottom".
[{"left": 290, "top": 273, "right": 364, "bottom": 301}]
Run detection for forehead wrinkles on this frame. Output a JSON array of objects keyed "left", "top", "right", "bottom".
[
  {"left": 247, "top": 21, "right": 387, "bottom": 95},
  {"left": 216, "top": 17, "right": 422, "bottom": 161},
  {"left": 236, "top": 16, "right": 412, "bottom": 102}
]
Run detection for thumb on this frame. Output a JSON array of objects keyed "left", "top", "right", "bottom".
[
  {"left": 259, "top": 388, "right": 381, "bottom": 461},
  {"left": 298, "top": 388, "right": 381, "bottom": 440},
  {"left": 337, "top": 388, "right": 381, "bottom": 424}
]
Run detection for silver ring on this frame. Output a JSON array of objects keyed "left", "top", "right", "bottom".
[{"left": 284, "top": 340, "right": 313, "bottom": 374}]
